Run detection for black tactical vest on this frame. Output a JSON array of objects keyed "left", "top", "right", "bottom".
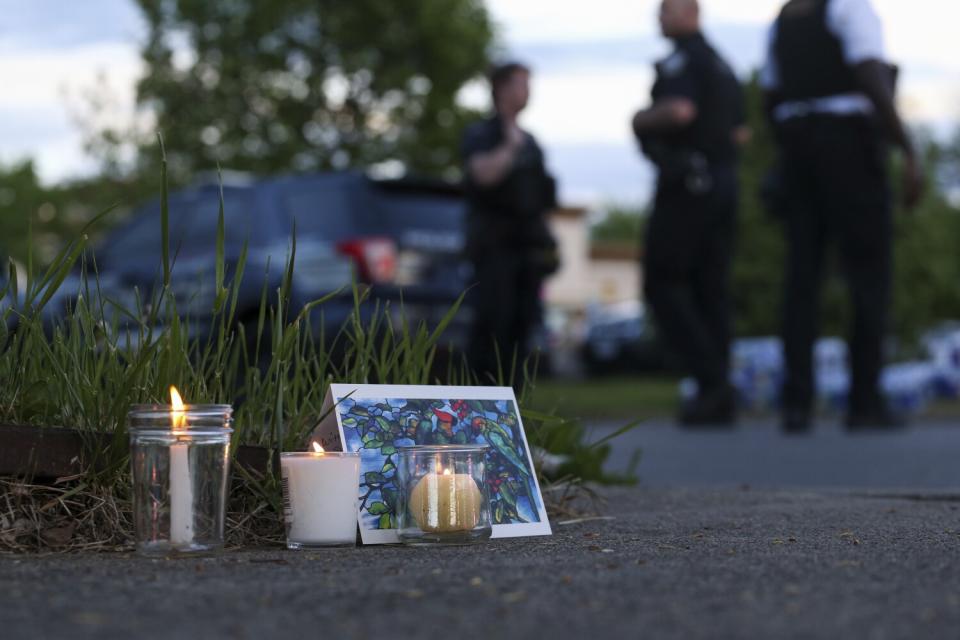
[{"left": 774, "top": 0, "right": 858, "bottom": 100}]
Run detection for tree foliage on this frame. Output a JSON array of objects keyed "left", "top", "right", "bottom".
[
  {"left": 0, "top": 160, "right": 158, "bottom": 267},
  {"left": 590, "top": 204, "right": 646, "bottom": 246},
  {"left": 110, "top": 0, "right": 493, "bottom": 182},
  {"left": 0, "top": 162, "right": 111, "bottom": 265},
  {"left": 731, "top": 75, "right": 787, "bottom": 337}
]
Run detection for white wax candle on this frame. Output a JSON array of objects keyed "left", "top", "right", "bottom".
[
  {"left": 281, "top": 451, "right": 360, "bottom": 545},
  {"left": 168, "top": 386, "right": 194, "bottom": 546},
  {"left": 169, "top": 442, "right": 194, "bottom": 545}
]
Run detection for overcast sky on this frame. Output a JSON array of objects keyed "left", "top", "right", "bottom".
[{"left": 0, "top": 0, "right": 957, "bottom": 205}]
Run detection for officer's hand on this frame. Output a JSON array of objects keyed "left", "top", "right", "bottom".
[
  {"left": 668, "top": 99, "right": 697, "bottom": 126},
  {"left": 731, "top": 126, "right": 752, "bottom": 147},
  {"left": 902, "top": 152, "right": 925, "bottom": 211},
  {"left": 504, "top": 124, "right": 526, "bottom": 150}
]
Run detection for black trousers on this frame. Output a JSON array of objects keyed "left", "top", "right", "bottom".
[
  {"left": 468, "top": 250, "right": 541, "bottom": 382},
  {"left": 643, "top": 164, "right": 738, "bottom": 392},
  {"left": 778, "top": 116, "right": 892, "bottom": 414}
]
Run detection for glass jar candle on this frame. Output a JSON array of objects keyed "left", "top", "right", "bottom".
[
  {"left": 128, "top": 402, "right": 233, "bottom": 555},
  {"left": 397, "top": 445, "right": 492, "bottom": 545}
]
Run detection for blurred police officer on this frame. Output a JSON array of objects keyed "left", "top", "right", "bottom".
[
  {"left": 462, "top": 62, "right": 558, "bottom": 384},
  {"left": 632, "top": 0, "right": 746, "bottom": 425},
  {"left": 762, "top": 0, "right": 924, "bottom": 432}
]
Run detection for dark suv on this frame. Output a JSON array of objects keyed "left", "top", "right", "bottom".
[{"left": 89, "top": 170, "right": 473, "bottom": 349}]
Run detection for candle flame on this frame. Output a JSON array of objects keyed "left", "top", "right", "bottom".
[
  {"left": 170, "top": 385, "right": 187, "bottom": 430},
  {"left": 443, "top": 468, "right": 452, "bottom": 476},
  {"left": 312, "top": 442, "right": 325, "bottom": 455}
]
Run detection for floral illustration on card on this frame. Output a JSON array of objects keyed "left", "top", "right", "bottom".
[{"left": 337, "top": 396, "right": 542, "bottom": 531}]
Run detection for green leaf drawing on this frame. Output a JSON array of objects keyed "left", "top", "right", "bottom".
[
  {"left": 378, "top": 513, "right": 392, "bottom": 530},
  {"left": 416, "top": 421, "right": 433, "bottom": 442},
  {"left": 365, "top": 471, "right": 387, "bottom": 485},
  {"left": 368, "top": 501, "right": 390, "bottom": 515},
  {"left": 483, "top": 418, "right": 514, "bottom": 444},
  {"left": 381, "top": 487, "right": 398, "bottom": 509},
  {"left": 485, "top": 430, "right": 530, "bottom": 477},
  {"left": 494, "top": 501, "right": 505, "bottom": 524},
  {"left": 499, "top": 481, "right": 518, "bottom": 508},
  {"left": 468, "top": 400, "right": 486, "bottom": 414}
]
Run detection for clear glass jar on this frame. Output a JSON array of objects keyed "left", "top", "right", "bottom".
[
  {"left": 281, "top": 451, "right": 361, "bottom": 549},
  {"left": 397, "top": 445, "right": 492, "bottom": 545},
  {"left": 128, "top": 404, "right": 233, "bottom": 556}
]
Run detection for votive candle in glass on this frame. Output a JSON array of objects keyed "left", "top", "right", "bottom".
[
  {"left": 128, "top": 388, "right": 232, "bottom": 556},
  {"left": 397, "top": 445, "right": 492, "bottom": 545}
]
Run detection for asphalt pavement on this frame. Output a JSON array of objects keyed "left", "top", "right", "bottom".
[
  {"left": 2, "top": 487, "right": 959, "bottom": 640},
  {"left": 3, "top": 416, "right": 960, "bottom": 639},
  {"left": 593, "top": 417, "right": 960, "bottom": 490}
]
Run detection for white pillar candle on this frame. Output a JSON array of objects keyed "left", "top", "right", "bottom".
[
  {"left": 281, "top": 446, "right": 360, "bottom": 547},
  {"left": 168, "top": 387, "right": 194, "bottom": 546}
]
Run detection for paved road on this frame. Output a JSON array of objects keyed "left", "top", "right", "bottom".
[
  {"left": 592, "top": 418, "right": 960, "bottom": 490},
  {"left": 2, "top": 487, "right": 959, "bottom": 640}
]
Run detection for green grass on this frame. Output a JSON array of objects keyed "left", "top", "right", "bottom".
[
  {"left": 527, "top": 375, "right": 679, "bottom": 423},
  {"left": 529, "top": 375, "right": 960, "bottom": 423},
  {"left": 912, "top": 399, "right": 960, "bottom": 420}
]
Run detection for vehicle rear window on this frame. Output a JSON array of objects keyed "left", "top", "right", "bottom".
[
  {"left": 173, "top": 192, "right": 260, "bottom": 252},
  {"left": 281, "top": 179, "right": 373, "bottom": 242},
  {"left": 373, "top": 192, "right": 465, "bottom": 253},
  {"left": 103, "top": 189, "right": 260, "bottom": 264},
  {"left": 376, "top": 193, "right": 464, "bottom": 232}
]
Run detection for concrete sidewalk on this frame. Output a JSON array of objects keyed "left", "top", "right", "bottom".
[{"left": 2, "top": 487, "right": 959, "bottom": 639}]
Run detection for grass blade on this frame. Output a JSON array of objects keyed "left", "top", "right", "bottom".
[{"left": 158, "top": 133, "right": 171, "bottom": 288}]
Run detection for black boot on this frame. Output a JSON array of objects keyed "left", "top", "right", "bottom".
[
  {"left": 679, "top": 384, "right": 736, "bottom": 428},
  {"left": 846, "top": 403, "right": 907, "bottom": 432},
  {"left": 781, "top": 407, "right": 812, "bottom": 434}
]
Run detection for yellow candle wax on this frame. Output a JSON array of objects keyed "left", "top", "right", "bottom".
[{"left": 409, "top": 468, "right": 482, "bottom": 533}]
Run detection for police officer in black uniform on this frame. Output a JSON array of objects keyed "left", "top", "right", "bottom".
[
  {"left": 461, "top": 62, "right": 558, "bottom": 384},
  {"left": 762, "top": 0, "right": 924, "bottom": 431},
  {"left": 632, "top": 0, "right": 746, "bottom": 425}
]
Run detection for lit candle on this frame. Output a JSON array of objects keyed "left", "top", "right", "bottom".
[
  {"left": 409, "top": 467, "right": 483, "bottom": 533},
  {"left": 280, "top": 444, "right": 360, "bottom": 548},
  {"left": 168, "top": 386, "right": 194, "bottom": 546}
]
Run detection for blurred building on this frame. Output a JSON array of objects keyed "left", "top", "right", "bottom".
[
  {"left": 544, "top": 207, "right": 640, "bottom": 313},
  {"left": 541, "top": 207, "right": 642, "bottom": 375}
]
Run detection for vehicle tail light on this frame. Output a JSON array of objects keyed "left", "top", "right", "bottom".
[{"left": 336, "top": 237, "right": 398, "bottom": 284}]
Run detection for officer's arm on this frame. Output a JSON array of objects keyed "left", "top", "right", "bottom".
[
  {"left": 854, "top": 59, "right": 924, "bottom": 208},
  {"left": 631, "top": 98, "right": 697, "bottom": 137},
  {"left": 468, "top": 126, "right": 525, "bottom": 187},
  {"left": 854, "top": 60, "right": 912, "bottom": 156}
]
